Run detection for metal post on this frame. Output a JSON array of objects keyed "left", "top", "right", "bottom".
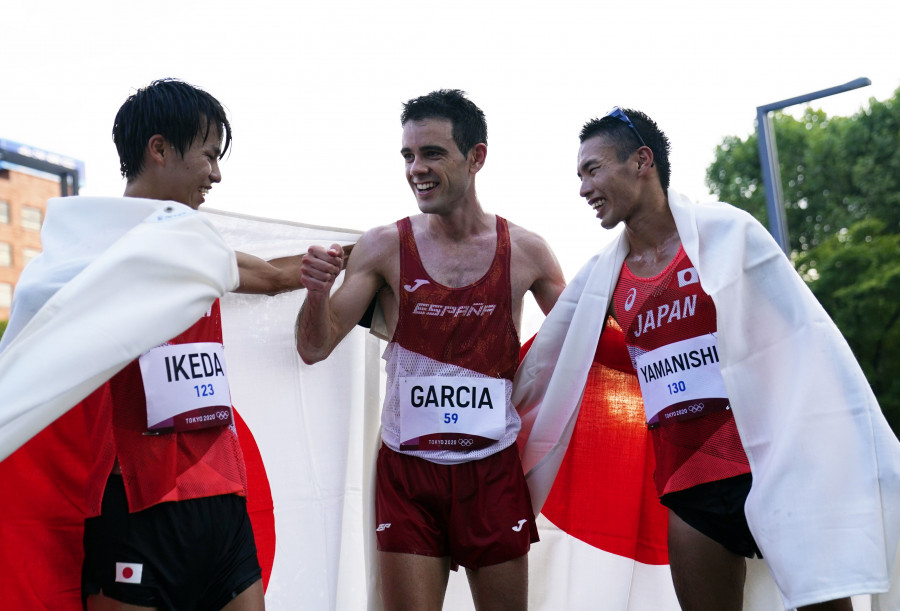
[{"left": 756, "top": 77, "right": 871, "bottom": 255}]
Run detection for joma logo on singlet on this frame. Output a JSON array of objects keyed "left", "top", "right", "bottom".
[
  {"left": 412, "top": 303, "right": 497, "bottom": 317},
  {"left": 633, "top": 295, "right": 697, "bottom": 338}
]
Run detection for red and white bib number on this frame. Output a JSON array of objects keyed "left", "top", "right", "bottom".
[
  {"left": 139, "top": 341, "right": 233, "bottom": 432},
  {"left": 399, "top": 376, "right": 506, "bottom": 451},
  {"left": 635, "top": 333, "right": 728, "bottom": 425}
]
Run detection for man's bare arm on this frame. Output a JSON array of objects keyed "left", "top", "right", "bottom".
[
  {"left": 234, "top": 252, "right": 307, "bottom": 296},
  {"left": 529, "top": 235, "right": 566, "bottom": 314},
  {"left": 510, "top": 226, "right": 566, "bottom": 315},
  {"left": 295, "top": 228, "right": 391, "bottom": 364}
]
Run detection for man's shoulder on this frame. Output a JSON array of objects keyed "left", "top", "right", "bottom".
[
  {"left": 348, "top": 222, "right": 401, "bottom": 269},
  {"left": 504, "top": 218, "right": 553, "bottom": 251},
  {"left": 362, "top": 220, "right": 403, "bottom": 240}
]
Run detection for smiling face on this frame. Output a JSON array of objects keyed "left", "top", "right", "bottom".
[
  {"left": 161, "top": 123, "right": 223, "bottom": 209},
  {"left": 577, "top": 134, "right": 642, "bottom": 230},
  {"left": 400, "top": 118, "right": 477, "bottom": 215}
]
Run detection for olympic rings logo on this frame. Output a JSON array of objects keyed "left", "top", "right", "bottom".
[
  {"left": 216, "top": 410, "right": 230, "bottom": 421},
  {"left": 688, "top": 403, "right": 705, "bottom": 414},
  {"left": 458, "top": 438, "right": 474, "bottom": 447}
]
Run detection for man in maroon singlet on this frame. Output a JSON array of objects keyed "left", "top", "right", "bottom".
[
  {"left": 574, "top": 108, "right": 853, "bottom": 611},
  {"left": 295, "top": 90, "right": 566, "bottom": 610}
]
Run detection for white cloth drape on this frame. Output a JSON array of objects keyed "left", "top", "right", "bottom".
[
  {"left": 0, "top": 197, "right": 239, "bottom": 462},
  {"left": 513, "top": 190, "right": 900, "bottom": 609}
]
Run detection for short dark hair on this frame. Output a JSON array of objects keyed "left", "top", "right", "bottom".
[
  {"left": 579, "top": 108, "right": 671, "bottom": 190},
  {"left": 112, "top": 78, "right": 232, "bottom": 180},
  {"left": 401, "top": 89, "right": 487, "bottom": 156}
]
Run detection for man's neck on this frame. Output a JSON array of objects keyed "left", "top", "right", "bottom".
[
  {"left": 623, "top": 193, "right": 681, "bottom": 277},
  {"left": 423, "top": 198, "right": 491, "bottom": 243},
  {"left": 123, "top": 179, "right": 158, "bottom": 201}
]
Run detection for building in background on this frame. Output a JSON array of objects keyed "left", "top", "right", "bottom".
[{"left": 0, "top": 139, "right": 84, "bottom": 320}]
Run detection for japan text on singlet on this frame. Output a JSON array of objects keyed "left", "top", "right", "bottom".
[
  {"left": 382, "top": 216, "right": 521, "bottom": 465},
  {"left": 612, "top": 246, "right": 750, "bottom": 496},
  {"left": 85, "top": 300, "right": 247, "bottom": 515}
]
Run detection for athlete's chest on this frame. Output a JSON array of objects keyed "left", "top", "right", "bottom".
[
  {"left": 414, "top": 236, "right": 498, "bottom": 288},
  {"left": 614, "top": 250, "right": 716, "bottom": 348}
]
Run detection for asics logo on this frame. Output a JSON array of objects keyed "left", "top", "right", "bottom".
[
  {"left": 624, "top": 288, "right": 637, "bottom": 311},
  {"left": 512, "top": 519, "right": 528, "bottom": 532},
  {"left": 376, "top": 523, "right": 391, "bottom": 532},
  {"left": 404, "top": 279, "right": 431, "bottom": 292}
]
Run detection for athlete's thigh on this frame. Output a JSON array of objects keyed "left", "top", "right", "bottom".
[
  {"left": 465, "top": 555, "right": 528, "bottom": 611},
  {"left": 380, "top": 551, "right": 450, "bottom": 611},
  {"left": 667, "top": 510, "right": 745, "bottom": 611},
  {"left": 221, "top": 578, "right": 264, "bottom": 611},
  {"left": 85, "top": 591, "right": 156, "bottom": 611}
]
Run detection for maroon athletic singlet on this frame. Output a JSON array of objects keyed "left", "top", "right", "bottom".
[{"left": 381, "top": 215, "right": 521, "bottom": 464}]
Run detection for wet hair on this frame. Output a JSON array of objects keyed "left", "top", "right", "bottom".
[
  {"left": 112, "top": 78, "right": 232, "bottom": 180},
  {"left": 579, "top": 108, "right": 671, "bottom": 190},
  {"left": 401, "top": 89, "right": 487, "bottom": 156}
]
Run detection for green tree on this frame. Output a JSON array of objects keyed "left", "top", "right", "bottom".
[
  {"left": 706, "top": 88, "right": 900, "bottom": 434},
  {"left": 795, "top": 219, "right": 900, "bottom": 428}
]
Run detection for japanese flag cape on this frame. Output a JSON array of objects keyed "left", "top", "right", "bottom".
[
  {"left": 513, "top": 190, "right": 900, "bottom": 609},
  {"left": 0, "top": 196, "right": 238, "bottom": 462}
]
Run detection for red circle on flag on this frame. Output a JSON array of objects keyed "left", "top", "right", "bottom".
[
  {"left": 234, "top": 410, "right": 276, "bottom": 589},
  {"left": 522, "top": 324, "right": 670, "bottom": 565},
  {"left": 122, "top": 567, "right": 133, "bottom": 579}
]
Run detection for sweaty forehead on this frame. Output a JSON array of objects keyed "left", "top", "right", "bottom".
[
  {"left": 578, "top": 135, "right": 616, "bottom": 167},
  {"left": 401, "top": 118, "right": 454, "bottom": 149}
]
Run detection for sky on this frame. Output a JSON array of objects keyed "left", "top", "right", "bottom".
[{"left": 3, "top": 0, "right": 899, "bottom": 333}]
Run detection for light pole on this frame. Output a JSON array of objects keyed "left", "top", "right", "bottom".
[{"left": 756, "top": 77, "right": 871, "bottom": 255}]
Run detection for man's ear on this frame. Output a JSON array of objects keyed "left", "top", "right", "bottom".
[
  {"left": 636, "top": 146, "right": 655, "bottom": 172},
  {"left": 469, "top": 142, "right": 487, "bottom": 173},
  {"left": 147, "top": 134, "right": 169, "bottom": 168}
]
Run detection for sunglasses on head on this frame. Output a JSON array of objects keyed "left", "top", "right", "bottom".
[{"left": 604, "top": 107, "right": 647, "bottom": 149}]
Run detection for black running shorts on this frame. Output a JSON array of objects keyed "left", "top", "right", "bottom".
[
  {"left": 660, "top": 473, "right": 762, "bottom": 559},
  {"left": 81, "top": 475, "right": 262, "bottom": 610}
]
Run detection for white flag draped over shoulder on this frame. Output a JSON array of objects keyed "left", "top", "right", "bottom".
[
  {"left": 0, "top": 204, "right": 380, "bottom": 609},
  {"left": 0, "top": 197, "right": 239, "bottom": 462}
]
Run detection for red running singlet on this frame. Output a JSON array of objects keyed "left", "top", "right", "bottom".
[
  {"left": 381, "top": 216, "right": 522, "bottom": 464},
  {"left": 612, "top": 247, "right": 750, "bottom": 496}
]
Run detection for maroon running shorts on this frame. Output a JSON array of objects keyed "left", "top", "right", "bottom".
[{"left": 375, "top": 443, "right": 539, "bottom": 569}]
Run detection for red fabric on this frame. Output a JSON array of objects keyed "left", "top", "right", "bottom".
[
  {"left": 234, "top": 409, "right": 276, "bottom": 587},
  {"left": 612, "top": 248, "right": 750, "bottom": 495},
  {"left": 0, "top": 406, "right": 90, "bottom": 608},
  {"left": 0, "top": 403, "right": 275, "bottom": 609},
  {"left": 523, "top": 319, "right": 670, "bottom": 565},
  {"left": 90, "top": 301, "right": 248, "bottom": 514},
  {"left": 393, "top": 215, "right": 520, "bottom": 381}
]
